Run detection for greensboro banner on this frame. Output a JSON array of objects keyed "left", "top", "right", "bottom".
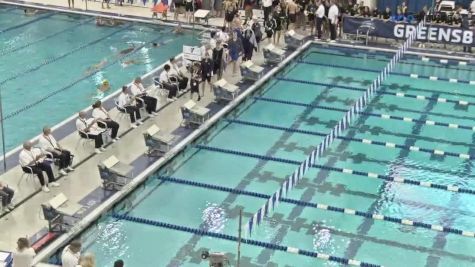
[{"left": 343, "top": 16, "right": 475, "bottom": 46}]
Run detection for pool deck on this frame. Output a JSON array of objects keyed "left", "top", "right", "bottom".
[{"left": 0, "top": 1, "right": 295, "bottom": 256}]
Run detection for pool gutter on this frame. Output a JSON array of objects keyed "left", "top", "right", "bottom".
[{"left": 32, "top": 40, "right": 313, "bottom": 264}]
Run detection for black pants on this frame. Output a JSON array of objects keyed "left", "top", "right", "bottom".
[
  {"left": 125, "top": 106, "right": 141, "bottom": 123},
  {"left": 79, "top": 131, "right": 103, "bottom": 148},
  {"left": 140, "top": 95, "right": 158, "bottom": 114},
  {"left": 23, "top": 162, "right": 55, "bottom": 186},
  {"left": 329, "top": 22, "right": 336, "bottom": 40},
  {"left": 51, "top": 150, "right": 72, "bottom": 169},
  {"left": 99, "top": 120, "right": 119, "bottom": 138},
  {"left": 316, "top": 17, "right": 323, "bottom": 39},
  {"left": 163, "top": 82, "right": 178, "bottom": 98},
  {"left": 178, "top": 76, "right": 189, "bottom": 90},
  {"left": 263, "top": 6, "right": 272, "bottom": 22},
  {"left": 0, "top": 187, "right": 14, "bottom": 207}
]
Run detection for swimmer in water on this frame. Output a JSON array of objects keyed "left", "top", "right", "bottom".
[
  {"left": 92, "top": 80, "right": 111, "bottom": 100},
  {"left": 120, "top": 59, "right": 145, "bottom": 68},
  {"left": 85, "top": 59, "right": 108, "bottom": 75},
  {"left": 23, "top": 8, "right": 38, "bottom": 16},
  {"left": 118, "top": 45, "right": 135, "bottom": 56},
  {"left": 173, "top": 22, "right": 184, "bottom": 34}
]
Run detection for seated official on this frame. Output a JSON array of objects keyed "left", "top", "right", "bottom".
[
  {"left": 118, "top": 86, "right": 142, "bottom": 128},
  {"left": 130, "top": 77, "right": 158, "bottom": 116},
  {"left": 91, "top": 100, "right": 120, "bottom": 142},
  {"left": 76, "top": 112, "right": 107, "bottom": 154},
  {"left": 0, "top": 181, "right": 14, "bottom": 212},
  {"left": 159, "top": 64, "right": 178, "bottom": 102},
  {"left": 19, "top": 141, "right": 59, "bottom": 193},
  {"left": 38, "top": 127, "right": 74, "bottom": 176},
  {"left": 168, "top": 57, "right": 189, "bottom": 91}
]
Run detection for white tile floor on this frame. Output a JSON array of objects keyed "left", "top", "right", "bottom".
[{"left": 0, "top": 0, "right": 279, "bottom": 252}]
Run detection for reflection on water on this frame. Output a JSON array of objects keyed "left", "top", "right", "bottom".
[
  {"left": 202, "top": 202, "right": 227, "bottom": 233},
  {"left": 94, "top": 220, "right": 130, "bottom": 262}
]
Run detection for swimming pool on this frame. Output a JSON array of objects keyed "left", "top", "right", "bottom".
[
  {"left": 71, "top": 44, "right": 475, "bottom": 267},
  {"left": 0, "top": 5, "right": 198, "bottom": 152}
]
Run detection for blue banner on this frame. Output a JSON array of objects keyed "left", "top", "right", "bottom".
[{"left": 343, "top": 16, "right": 475, "bottom": 46}]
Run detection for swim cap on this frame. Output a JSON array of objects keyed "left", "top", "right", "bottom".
[{"left": 102, "top": 79, "right": 109, "bottom": 85}]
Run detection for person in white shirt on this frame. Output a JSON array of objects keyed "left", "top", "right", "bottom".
[
  {"left": 130, "top": 77, "right": 158, "bottom": 116},
  {"left": 76, "top": 112, "right": 106, "bottom": 154},
  {"left": 91, "top": 100, "right": 120, "bottom": 141},
  {"left": 328, "top": 0, "right": 339, "bottom": 41},
  {"left": 12, "top": 238, "right": 36, "bottom": 267},
  {"left": 159, "top": 64, "right": 178, "bottom": 102},
  {"left": 262, "top": 0, "right": 273, "bottom": 22},
  {"left": 19, "top": 141, "right": 59, "bottom": 192},
  {"left": 61, "top": 240, "right": 81, "bottom": 267},
  {"left": 38, "top": 127, "right": 74, "bottom": 176},
  {"left": 168, "top": 57, "right": 189, "bottom": 91},
  {"left": 315, "top": 0, "right": 325, "bottom": 40},
  {"left": 117, "top": 86, "right": 142, "bottom": 128}
]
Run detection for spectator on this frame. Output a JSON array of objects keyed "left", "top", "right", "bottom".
[
  {"left": 380, "top": 6, "right": 391, "bottom": 20},
  {"left": 315, "top": 0, "right": 325, "bottom": 40},
  {"left": 92, "top": 100, "right": 120, "bottom": 141},
  {"left": 287, "top": 0, "right": 298, "bottom": 30},
  {"left": 130, "top": 77, "right": 158, "bottom": 117},
  {"left": 242, "top": 23, "right": 258, "bottom": 61},
  {"left": 0, "top": 182, "right": 14, "bottom": 212},
  {"left": 223, "top": 0, "right": 237, "bottom": 28},
  {"left": 307, "top": 0, "right": 317, "bottom": 35},
  {"left": 296, "top": 0, "right": 309, "bottom": 30},
  {"left": 19, "top": 141, "right": 59, "bottom": 193},
  {"left": 12, "top": 237, "right": 35, "bottom": 267},
  {"left": 78, "top": 253, "right": 95, "bottom": 267},
  {"left": 102, "top": 0, "right": 110, "bottom": 9},
  {"left": 262, "top": 0, "right": 273, "bottom": 22},
  {"left": 328, "top": 0, "right": 338, "bottom": 42},
  {"left": 212, "top": 40, "right": 225, "bottom": 79},
  {"left": 61, "top": 240, "right": 81, "bottom": 267},
  {"left": 38, "top": 127, "right": 74, "bottom": 176},
  {"left": 159, "top": 64, "right": 179, "bottom": 102},
  {"left": 76, "top": 112, "right": 106, "bottom": 154},
  {"left": 461, "top": 11, "right": 472, "bottom": 53},
  {"left": 117, "top": 86, "right": 143, "bottom": 128},
  {"left": 200, "top": 52, "right": 214, "bottom": 96},
  {"left": 251, "top": 18, "right": 263, "bottom": 48},
  {"left": 114, "top": 259, "right": 125, "bottom": 267},
  {"left": 190, "top": 62, "right": 201, "bottom": 101},
  {"left": 184, "top": 0, "right": 193, "bottom": 23},
  {"left": 67, "top": 0, "right": 74, "bottom": 8},
  {"left": 243, "top": 0, "right": 254, "bottom": 21},
  {"left": 227, "top": 31, "right": 243, "bottom": 75}
]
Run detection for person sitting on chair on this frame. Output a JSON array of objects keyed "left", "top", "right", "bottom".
[
  {"left": 0, "top": 182, "right": 14, "bottom": 213},
  {"left": 130, "top": 77, "right": 158, "bottom": 117},
  {"left": 38, "top": 127, "right": 74, "bottom": 176},
  {"left": 118, "top": 86, "right": 142, "bottom": 128},
  {"left": 92, "top": 100, "right": 120, "bottom": 142},
  {"left": 19, "top": 141, "right": 59, "bottom": 193},
  {"left": 159, "top": 64, "right": 178, "bottom": 102},
  {"left": 76, "top": 112, "right": 107, "bottom": 154},
  {"left": 168, "top": 57, "right": 189, "bottom": 92}
]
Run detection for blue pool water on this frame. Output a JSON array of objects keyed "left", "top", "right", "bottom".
[
  {"left": 78, "top": 44, "right": 475, "bottom": 266},
  {"left": 0, "top": 5, "right": 198, "bottom": 151}
]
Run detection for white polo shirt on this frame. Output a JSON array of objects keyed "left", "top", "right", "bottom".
[
  {"left": 159, "top": 70, "right": 170, "bottom": 83},
  {"left": 19, "top": 148, "right": 42, "bottom": 167},
  {"left": 117, "top": 92, "right": 132, "bottom": 108},
  {"left": 328, "top": 4, "right": 339, "bottom": 24},
  {"left": 76, "top": 118, "right": 102, "bottom": 135},
  {"left": 13, "top": 247, "right": 36, "bottom": 267},
  {"left": 61, "top": 246, "right": 80, "bottom": 267},
  {"left": 38, "top": 134, "right": 59, "bottom": 151},
  {"left": 316, "top": 3, "right": 325, "bottom": 18},
  {"left": 130, "top": 82, "right": 146, "bottom": 96},
  {"left": 92, "top": 107, "right": 110, "bottom": 120},
  {"left": 263, "top": 0, "right": 272, "bottom": 8}
]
